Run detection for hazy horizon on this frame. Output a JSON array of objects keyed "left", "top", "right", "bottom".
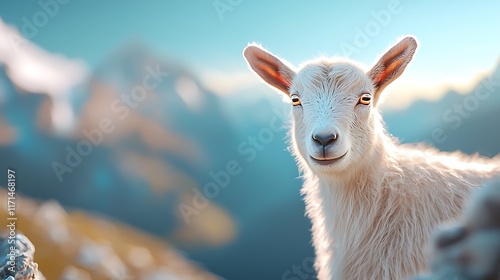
[{"left": 0, "top": 0, "right": 499, "bottom": 110}]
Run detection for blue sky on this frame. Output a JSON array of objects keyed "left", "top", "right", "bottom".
[{"left": 1, "top": 0, "right": 499, "bottom": 108}]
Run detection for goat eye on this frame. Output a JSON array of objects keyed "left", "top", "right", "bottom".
[
  {"left": 291, "top": 94, "right": 302, "bottom": 106},
  {"left": 358, "top": 93, "right": 371, "bottom": 105}
]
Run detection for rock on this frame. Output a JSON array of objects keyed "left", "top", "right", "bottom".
[
  {"left": 0, "top": 233, "right": 45, "bottom": 280},
  {"left": 416, "top": 178, "right": 500, "bottom": 280}
]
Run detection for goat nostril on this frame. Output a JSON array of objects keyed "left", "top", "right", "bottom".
[{"left": 312, "top": 133, "right": 338, "bottom": 147}]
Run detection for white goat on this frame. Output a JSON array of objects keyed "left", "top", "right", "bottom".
[{"left": 243, "top": 36, "right": 500, "bottom": 280}]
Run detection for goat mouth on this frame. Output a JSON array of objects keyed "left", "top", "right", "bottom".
[{"left": 309, "top": 152, "right": 348, "bottom": 166}]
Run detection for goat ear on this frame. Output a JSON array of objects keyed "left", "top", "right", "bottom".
[
  {"left": 368, "top": 36, "right": 418, "bottom": 104},
  {"left": 243, "top": 44, "right": 295, "bottom": 96}
]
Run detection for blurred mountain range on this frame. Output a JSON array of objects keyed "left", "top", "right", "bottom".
[
  {"left": 384, "top": 60, "right": 500, "bottom": 156},
  {"left": 0, "top": 18, "right": 499, "bottom": 279}
]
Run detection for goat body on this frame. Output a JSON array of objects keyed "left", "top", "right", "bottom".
[{"left": 301, "top": 138, "right": 500, "bottom": 279}]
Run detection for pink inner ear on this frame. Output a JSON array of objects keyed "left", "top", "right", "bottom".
[
  {"left": 377, "top": 57, "right": 404, "bottom": 86},
  {"left": 259, "top": 62, "right": 290, "bottom": 89},
  {"left": 377, "top": 70, "right": 389, "bottom": 86}
]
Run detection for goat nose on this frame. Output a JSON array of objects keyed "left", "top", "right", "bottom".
[{"left": 312, "top": 133, "right": 338, "bottom": 147}]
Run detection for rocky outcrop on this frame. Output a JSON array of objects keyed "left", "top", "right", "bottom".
[
  {"left": 0, "top": 189, "right": 219, "bottom": 280},
  {"left": 0, "top": 233, "right": 44, "bottom": 280},
  {"left": 416, "top": 178, "right": 500, "bottom": 279}
]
